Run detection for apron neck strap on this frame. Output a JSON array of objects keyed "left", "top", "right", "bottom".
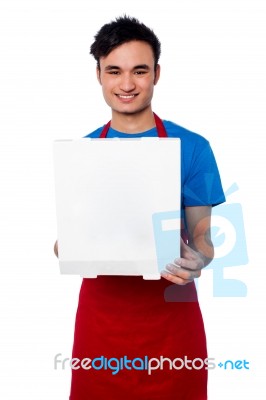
[{"left": 99, "top": 113, "right": 167, "bottom": 138}]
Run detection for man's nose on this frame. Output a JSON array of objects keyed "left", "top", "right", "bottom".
[{"left": 119, "top": 74, "right": 136, "bottom": 92}]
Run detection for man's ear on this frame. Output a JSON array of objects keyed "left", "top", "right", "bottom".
[
  {"left": 154, "top": 64, "right": 160, "bottom": 85},
  {"left": 97, "top": 67, "right": 102, "bottom": 85}
]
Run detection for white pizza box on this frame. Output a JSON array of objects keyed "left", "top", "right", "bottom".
[{"left": 53, "top": 137, "right": 181, "bottom": 279}]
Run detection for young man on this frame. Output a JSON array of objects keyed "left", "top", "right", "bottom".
[{"left": 55, "top": 16, "right": 225, "bottom": 399}]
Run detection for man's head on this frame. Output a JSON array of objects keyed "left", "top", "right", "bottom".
[{"left": 90, "top": 16, "right": 161, "bottom": 71}]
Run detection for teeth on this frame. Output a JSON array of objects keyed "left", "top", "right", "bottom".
[{"left": 118, "top": 95, "right": 135, "bottom": 99}]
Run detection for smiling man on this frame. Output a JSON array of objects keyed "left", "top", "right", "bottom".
[{"left": 55, "top": 16, "right": 225, "bottom": 400}]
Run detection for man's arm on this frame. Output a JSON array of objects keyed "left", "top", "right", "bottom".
[{"left": 161, "top": 206, "right": 213, "bottom": 285}]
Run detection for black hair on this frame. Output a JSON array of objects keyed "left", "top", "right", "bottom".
[{"left": 90, "top": 16, "right": 161, "bottom": 69}]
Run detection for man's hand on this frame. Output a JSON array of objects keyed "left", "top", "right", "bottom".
[
  {"left": 161, "top": 205, "right": 214, "bottom": 285},
  {"left": 54, "top": 240, "right": 59, "bottom": 258},
  {"left": 161, "top": 238, "right": 205, "bottom": 285}
]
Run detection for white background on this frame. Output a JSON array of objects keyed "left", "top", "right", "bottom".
[{"left": 0, "top": 0, "right": 265, "bottom": 398}]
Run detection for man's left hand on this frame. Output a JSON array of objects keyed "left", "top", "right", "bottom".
[{"left": 161, "top": 238, "right": 205, "bottom": 285}]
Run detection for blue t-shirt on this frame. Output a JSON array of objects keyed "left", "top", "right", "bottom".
[{"left": 84, "top": 119, "right": 226, "bottom": 209}]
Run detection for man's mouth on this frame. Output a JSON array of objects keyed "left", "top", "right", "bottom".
[{"left": 116, "top": 94, "right": 138, "bottom": 99}]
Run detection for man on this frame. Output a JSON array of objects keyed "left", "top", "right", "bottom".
[{"left": 55, "top": 16, "right": 225, "bottom": 400}]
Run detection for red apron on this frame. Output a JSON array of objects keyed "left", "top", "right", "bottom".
[
  {"left": 99, "top": 113, "right": 168, "bottom": 138},
  {"left": 69, "top": 114, "right": 207, "bottom": 400}
]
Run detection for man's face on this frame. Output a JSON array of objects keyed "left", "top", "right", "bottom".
[{"left": 97, "top": 41, "right": 160, "bottom": 116}]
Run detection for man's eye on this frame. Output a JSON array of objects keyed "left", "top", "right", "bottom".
[
  {"left": 108, "top": 71, "right": 120, "bottom": 75},
  {"left": 134, "top": 71, "right": 146, "bottom": 75}
]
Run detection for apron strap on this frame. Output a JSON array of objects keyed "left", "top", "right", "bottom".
[{"left": 99, "top": 113, "right": 167, "bottom": 138}]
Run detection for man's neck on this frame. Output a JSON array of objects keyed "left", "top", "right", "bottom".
[{"left": 110, "top": 109, "right": 156, "bottom": 134}]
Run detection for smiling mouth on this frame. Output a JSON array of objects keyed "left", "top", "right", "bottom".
[{"left": 116, "top": 94, "right": 138, "bottom": 99}]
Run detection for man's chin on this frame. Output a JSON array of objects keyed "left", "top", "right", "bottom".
[{"left": 112, "top": 107, "right": 149, "bottom": 116}]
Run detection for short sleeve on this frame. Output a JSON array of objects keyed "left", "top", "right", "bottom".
[{"left": 182, "top": 141, "right": 225, "bottom": 207}]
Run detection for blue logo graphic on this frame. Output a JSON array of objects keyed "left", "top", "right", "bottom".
[
  {"left": 205, "top": 183, "right": 248, "bottom": 297},
  {"left": 152, "top": 183, "right": 248, "bottom": 300}
]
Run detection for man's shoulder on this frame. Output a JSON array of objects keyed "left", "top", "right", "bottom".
[
  {"left": 163, "top": 120, "right": 209, "bottom": 145},
  {"left": 83, "top": 126, "right": 104, "bottom": 138}
]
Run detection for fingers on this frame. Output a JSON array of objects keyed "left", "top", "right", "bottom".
[
  {"left": 161, "top": 262, "right": 201, "bottom": 285},
  {"left": 160, "top": 238, "right": 204, "bottom": 285},
  {"left": 179, "top": 240, "right": 205, "bottom": 270},
  {"left": 161, "top": 270, "right": 193, "bottom": 285},
  {"left": 172, "top": 255, "right": 203, "bottom": 272}
]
